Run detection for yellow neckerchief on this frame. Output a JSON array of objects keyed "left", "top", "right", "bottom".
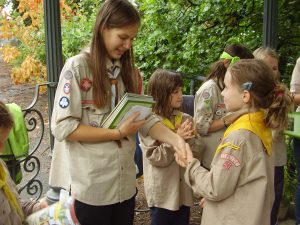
[
  {"left": 162, "top": 112, "right": 183, "bottom": 130},
  {"left": 0, "top": 162, "right": 24, "bottom": 221},
  {"left": 223, "top": 110, "right": 272, "bottom": 155}
]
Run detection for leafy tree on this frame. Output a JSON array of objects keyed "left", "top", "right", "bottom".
[{"left": 134, "top": 0, "right": 300, "bottom": 91}]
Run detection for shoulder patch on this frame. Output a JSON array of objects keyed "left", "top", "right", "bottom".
[
  {"left": 202, "top": 91, "right": 211, "bottom": 99},
  {"left": 63, "top": 83, "right": 71, "bottom": 94},
  {"left": 63, "top": 70, "right": 73, "bottom": 80},
  {"left": 59, "top": 97, "right": 70, "bottom": 108},
  {"left": 221, "top": 153, "right": 240, "bottom": 167}
]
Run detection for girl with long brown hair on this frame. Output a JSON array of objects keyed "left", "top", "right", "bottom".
[
  {"left": 140, "top": 69, "right": 202, "bottom": 225},
  {"left": 50, "top": 1, "right": 187, "bottom": 225}
]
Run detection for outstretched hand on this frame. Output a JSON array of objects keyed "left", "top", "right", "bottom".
[
  {"left": 174, "top": 143, "right": 194, "bottom": 167},
  {"left": 176, "top": 119, "right": 195, "bottom": 140},
  {"left": 118, "top": 112, "right": 146, "bottom": 138}
]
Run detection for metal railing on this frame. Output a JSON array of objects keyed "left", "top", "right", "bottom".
[{"left": 15, "top": 82, "right": 56, "bottom": 199}]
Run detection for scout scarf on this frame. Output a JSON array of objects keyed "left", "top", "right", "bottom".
[
  {"left": 162, "top": 112, "right": 183, "bottom": 131},
  {"left": 0, "top": 162, "right": 24, "bottom": 221},
  {"left": 220, "top": 52, "right": 240, "bottom": 65},
  {"left": 223, "top": 110, "right": 272, "bottom": 155},
  {"left": 107, "top": 65, "right": 121, "bottom": 108}
]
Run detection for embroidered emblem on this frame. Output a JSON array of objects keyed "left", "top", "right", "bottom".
[
  {"left": 63, "top": 83, "right": 71, "bottom": 94},
  {"left": 215, "top": 109, "right": 223, "bottom": 116},
  {"left": 90, "top": 121, "right": 99, "bottom": 127},
  {"left": 59, "top": 97, "right": 69, "bottom": 108},
  {"left": 220, "top": 153, "right": 240, "bottom": 167},
  {"left": 202, "top": 91, "right": 211, "bottom": 99},
  {"left": 64, "top": 71, "right": 73, "bottom": 80},
  {"left": 215, "top": 104, "right": 226, "bottom": 116},
  {"left": 204, "top": 99, "right": 211, "bottom": 108},
  {"left": 223, "top": 161, "right": 233, "bottom": 170},
  {"left": 80, "top": 77, "right": 92, "bottom": 92}
]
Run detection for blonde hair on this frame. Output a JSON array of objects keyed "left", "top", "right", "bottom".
[
  {"left": 253, "top": 47, "right": 279, "bottom": 61},
  {"left": 228, "top": 59, "right": 292, "bottom": 130}
]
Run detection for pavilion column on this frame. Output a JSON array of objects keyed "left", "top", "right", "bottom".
[
  {"left": 44, "top": 0, "right": 63, "bottom": 149},
  {"left": 263, "top": 0, "right": 278, "bottom": 49},
  {"left": 44, "top": 0, "right": 63, "bottom": 204}
]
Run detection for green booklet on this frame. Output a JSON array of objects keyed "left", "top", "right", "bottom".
[{"left": 101, "top": 93, "right": 155, "bottom": 129}]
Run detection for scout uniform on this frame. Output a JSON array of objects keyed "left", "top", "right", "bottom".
[
  {"left": 51, "top": 53, "right": 159, "bottom": 205},
  {"left": 185, "top": 111, "right": 274, "bottom": 225},
  {"left": 139, "top": 110, "right": 203, "bottom": 211},
  {"left": 194, "top": 79, "right": 226, "bottom": 169},
  {"left": 0, "top": 160, "right": 40, "bottom": 225}
]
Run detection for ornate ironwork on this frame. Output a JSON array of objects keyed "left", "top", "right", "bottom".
[{"left": 15, "top": 82, "right": 57, "bottom": 199}]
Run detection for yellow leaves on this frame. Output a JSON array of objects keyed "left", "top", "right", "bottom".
[
  {"left": 18, "top": 0, "right": 42, "bottom": 13},
  {"left": 11, "top": 56, "right": 47, "bottom": 86},
  {"left": 0, "top": 19, "right": 14, "bottom": 39},
  {"left": 0, "top": 46, "right": 20, "bottom": 63}
]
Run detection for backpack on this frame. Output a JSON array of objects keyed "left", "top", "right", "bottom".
[{"left": 1, "top": 103, "right": 29, "bottom": 183}]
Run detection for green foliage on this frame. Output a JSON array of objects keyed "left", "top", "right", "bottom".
[
  {"left": 283, "top": 136, "right": 297, "bottom": 206},
  {"left": 61, "top": 14, "right": 94, "bottom": 61},
  {"left": 134, "top": 0, "right": 300, "bottom": 93}
]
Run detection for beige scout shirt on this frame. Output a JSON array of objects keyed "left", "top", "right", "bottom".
[
  {"left": 272, "top": 131, "right": 287, "bottom": 166},
  {"left": 291, "top": 57, "right": 300, "bottom": 112},
  {"left": 194, "top": 79, "right": 226, "bottom": 169},
  {"left": 184, "top": 129, "right": 274, "bottom": 225},
  {"left": 51, "top": 54, "right": 159, "bottom": 205},
  {"left": 139, "top": 111, "right": 203, "bottom": 211},
  {"left": 0, "top": 160, "right": 40, "bottom": 225}
]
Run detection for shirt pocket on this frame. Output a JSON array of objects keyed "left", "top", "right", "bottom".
[{"left": 82, "top": 105, "right": 110, "bottom": 127}]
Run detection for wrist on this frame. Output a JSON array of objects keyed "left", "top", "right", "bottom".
[
  {"left": 117, "top": 128, "right": 123, "bottom": 139},
  {"left": 222, "top": 117, "right": 229, "bottom": 128}
]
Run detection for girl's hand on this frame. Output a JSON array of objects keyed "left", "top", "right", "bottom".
[
  {"left": 199, "top": 198, "right": 205, "bottom": 208},
  {"left": 175, "top": 152, "right": 187, "bottom": 167},
  {"left": 174, "top": 143, "right": 194, "bottom": 166},
  {"left": 118, "top": 112, "right": 146, "bottom": 138},
  {"left": 176, "top": 119, "right": 195, "bottom": 140}
]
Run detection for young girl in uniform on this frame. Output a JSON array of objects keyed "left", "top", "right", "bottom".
[
  {"left": 253, "top": 47, "right": 288, "bottom": 225},
  {"left": 194, "top": 44, "right": 253, "bottom": 169},
  {"left": 0, "top": 102, "right": 47, "bottom": 225},
  {"left": 175, "top": 59, "right": 292, "bottom": 225},
  {"left": 139, "top": 69, "right": 202, "bottom": 225},
  {"left": 50, "top": 1, "right": 187, "bottom": 225}
]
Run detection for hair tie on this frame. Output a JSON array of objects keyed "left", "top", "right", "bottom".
[
  {"left": 274, "top": 85, "right": 284, "bottom": 97},
  {"left": 220, "top": 52, "right": 240, "bottom": 65},
  {"left": 242, "top": 82, "right": 253, "bottom": 90}
]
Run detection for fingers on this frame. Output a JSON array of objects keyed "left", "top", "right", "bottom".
[
  {"left": 126, "top": 111, "right": 141, "bottom": 122},
  {"left": 199, "top": 198, "right": 205, "bottom": 208},
  {"left": 119, "top": 112, "right": 146, "bottom": 137},
  {"left": 174, "top": 152, "right": 187, "bottom": 167}
]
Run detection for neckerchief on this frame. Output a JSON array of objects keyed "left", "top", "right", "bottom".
[
  {"left": 107, "top": 65, "right": 121, "bottom": 109},
  {"left": 162, "top": 112, "right": 183, "bottom": 131},
  {"left": 0, "top": 162, "right": 24, "bottom": 221},
  {"left": 224, "top": 110, "right": 272, "bottom": 155}
]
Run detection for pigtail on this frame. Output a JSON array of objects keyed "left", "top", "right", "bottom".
[{"left": 265, "top": 84, "right": 293, "bottom": 130}]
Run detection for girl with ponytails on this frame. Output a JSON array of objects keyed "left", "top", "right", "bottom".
[{"left": 175, "top": 59, "right": 292, "bottom": 225}]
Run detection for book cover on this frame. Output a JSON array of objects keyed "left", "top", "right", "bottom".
[
  {"left": 25, "top": 197, "right": 80, "bottom": 225},
  {"left": 101, "top": 93, "right": 155, "bottom": 129}
]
